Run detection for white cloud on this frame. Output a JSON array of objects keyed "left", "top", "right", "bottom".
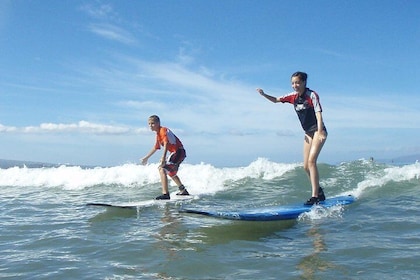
[
  {"left": 0, "top": 124, "right": 17, "bottom": 132},
  {"left": 88, "top": 23, "right": 137, "bottom": 45},
  {"left": 1, "top": 121, "right": 147, "bottom": 135},
  {"left": 65, "top": 54, "right": 305, "bottom": 137},
  {"left": 80, "top": 3, "right": 115, "bottom": 20},
  {"left": 119, "top": 100, "right": 165, "bottom": 111},
  {"left": 80, "top": 2, "right": 137, "bottom": 45},
  {"left": 10, "top": 47, "right": 416, "bottom": 166},
  {"left": 324, "top": 95, "right": 420, "bottom": 129}
]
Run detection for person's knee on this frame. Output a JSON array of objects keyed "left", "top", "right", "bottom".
[{"left": 307, "top": 158, "right": 317, "bottom": 169}]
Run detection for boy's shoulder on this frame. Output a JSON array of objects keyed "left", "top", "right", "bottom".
[{"left": 157, "top": 126, "right": 168, "bottom": 135}]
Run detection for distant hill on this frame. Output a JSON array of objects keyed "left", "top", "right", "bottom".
[
  {"left": 388, "top": 154, "right": 420, "bottom": 164},
  {"left": 375, "top": 154, "right": 420, "bottom": 164},
  {"left": 0, "top": 159, "right": 59, "bottom": 169},
  {"left": 0, "top": 159, "right": 99, "bottom": 169}
]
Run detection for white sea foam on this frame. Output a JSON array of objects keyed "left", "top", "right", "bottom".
[
  {"left": 2, "top": 158, "right": 418, "bottom": 199},
  {"left": 0, "top": 158, "right": 298, "bottom": 192},
  {"left": 352, "top": 161, "right": 420, "bottom": 198},
  {"left": 298, "top": 205, "right": 345, "bottom": 221}
]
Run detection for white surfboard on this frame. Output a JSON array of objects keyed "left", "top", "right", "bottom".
[{"left": 86, "top": 193, "right": 194, "bottom": 209}]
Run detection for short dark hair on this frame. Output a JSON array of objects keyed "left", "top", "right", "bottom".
[
  {"left": 291, "top": 71, "right": 308, "bottom": 82},
  {"left": 148, "top": 115, "right": 160, "bottom": 123}
]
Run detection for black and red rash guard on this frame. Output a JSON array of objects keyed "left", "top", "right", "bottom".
[{"left": 279, "top": 88, "right": 326, "bottom": 134}]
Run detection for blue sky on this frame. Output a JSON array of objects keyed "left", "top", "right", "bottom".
[{"left": 0, "top": 0, "right": 419, "bottom": 167}]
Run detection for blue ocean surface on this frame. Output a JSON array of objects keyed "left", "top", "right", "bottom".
[{"left": 1, "top": 158, "right": 419, "bottom": 279}]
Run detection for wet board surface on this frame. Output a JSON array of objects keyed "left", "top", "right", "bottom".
[
  {"left": 180, "top": 195, "right": 356, "bottom": 221},
  {"left": 86, "top": 194, "right": 194, "bottom": 209}
]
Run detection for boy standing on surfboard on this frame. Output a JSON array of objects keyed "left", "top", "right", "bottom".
[
  {"left": 257, "top": 72, "right": 327, "bottom": 206},
  {"left": 141, "top": 115, "right": 190, "bottom": 200}
]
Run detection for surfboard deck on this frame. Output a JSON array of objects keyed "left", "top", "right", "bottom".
[
  {"left": 180, "top": 195, "right": 355, "bottom": 221},
  {"left": 86, "top": 194, "right": 194, "bottom": 209}
]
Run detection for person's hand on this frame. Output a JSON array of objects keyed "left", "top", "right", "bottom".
[
  {"left": 318, "top": 131, "right": 327, "bottom": 143},
  {"left": 141, "top": 158, "right": 148, "bottom": 165},
  {"left": 256, "top": 88, "right": 264, "bottom": 95}
]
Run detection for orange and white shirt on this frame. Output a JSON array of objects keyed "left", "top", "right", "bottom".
[{"left": 154, "top": 127, "right": 183, "bottom": 153}]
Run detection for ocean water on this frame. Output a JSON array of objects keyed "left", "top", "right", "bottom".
[{"left": 0, "top": 158, "right": 419, "bottom": 280}]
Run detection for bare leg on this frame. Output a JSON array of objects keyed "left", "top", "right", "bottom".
[
  {"left": 171, "top": 175, "right": 183, "bottom": 187},
  {"left": 303, "top": 132, "right": 326, "bottom": 197},
  {"left": 159, "top": 167, "right": 169, "bottom": 194}
]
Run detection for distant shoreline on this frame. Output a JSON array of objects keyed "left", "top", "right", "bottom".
[
  {"left": 1, "top": 154, "right": 419, "bottom": 169},
  {"left": 0, "top": 159, "right": 97, "bottom": 169}
]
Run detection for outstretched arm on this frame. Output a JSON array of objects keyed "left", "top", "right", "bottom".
[
  {"left": 256, "top": 88, "right": 279, "bottom": 103},
  {"left": 141, "top": 147, "right": 158, "bottom": 165}
]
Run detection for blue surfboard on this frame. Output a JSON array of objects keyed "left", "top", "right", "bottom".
[{"left": 181, "top": 195, "right": 355, "bottom": 221}]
